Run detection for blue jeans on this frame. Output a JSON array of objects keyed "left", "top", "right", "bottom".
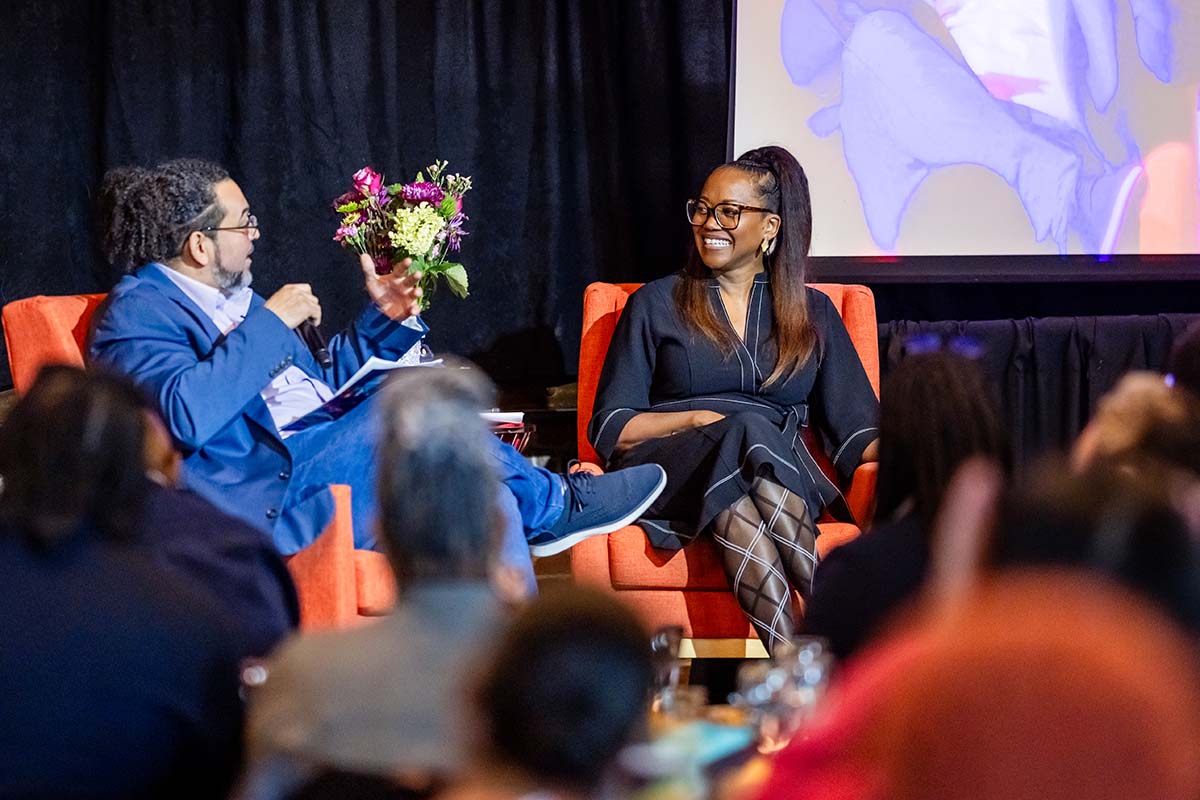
[{"left": 278, "top": 396, "right": 561, "bottom": 595}]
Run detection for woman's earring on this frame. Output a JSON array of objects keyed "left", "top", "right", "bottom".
[{"left": 762, "top": 237, "right": 777, "bottom": 255}]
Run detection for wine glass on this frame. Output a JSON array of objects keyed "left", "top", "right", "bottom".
[{"left": 729, "top": 636, "right": 835, "bottom": 753}]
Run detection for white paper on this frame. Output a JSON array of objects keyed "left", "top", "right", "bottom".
[{"left": 480, "top": 411, "right": 525, "bottom": 424}]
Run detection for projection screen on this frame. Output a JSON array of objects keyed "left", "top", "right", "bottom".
[{"left": 731, "top": 0, "right": 1200, "bottom": 277}]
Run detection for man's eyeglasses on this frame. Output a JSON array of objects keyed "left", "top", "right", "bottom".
[
  {"left": 202, "top": 214, "right": 259, "bottom": 236},
  {"left": 687, "top": 199, "right": 775, "bottom": 231}
]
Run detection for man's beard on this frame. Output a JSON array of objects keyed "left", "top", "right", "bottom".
[
  {"left": 213, "top": 264, "right": 250, "bottom": 291},
  {"left": 210, "top": 239, "right": 252, "bottom": 291}
]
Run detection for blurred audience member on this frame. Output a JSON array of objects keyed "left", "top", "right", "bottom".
[
  {"left": 991, "top": 460, "right": 1200, "bottom": 634},
  {"left": 440, "top": 587, "right": 653, "bottom": 800},
  {"left": 756, "top": 367, "right": 1200, "bottom": 800},
  {"left": 758, "top": 572, "right": 1200, "bottom": 800},
  {"left": 1166, "top": 322, "right": 1200, "bottom": 398},
  {"left": 1071, "top": 370, "right": 1200, "bottom": 474},
  {"left": 803, "top": 351, "right": 1008, "bottom": 658},
  {"left": 0, "top": 366, "right": 244, "bottom": 798},
  {"left": 137, "top": 407, "right": 299, "bottom": 656},
  {"left": 245, "top": 365, "right": 509, "bottom": 795}
]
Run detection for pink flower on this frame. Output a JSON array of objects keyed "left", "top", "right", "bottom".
[
  {"left": 333, "top": 223, "right": 359, "bottom": 243},
  {"left": 352, "top": 167, "right": 384, "bottom": 198}
]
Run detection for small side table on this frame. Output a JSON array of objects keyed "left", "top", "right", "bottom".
[{"left": 490, "top": 422, "right": 536, "bottom": 454}]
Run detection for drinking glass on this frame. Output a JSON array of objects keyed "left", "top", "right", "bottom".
[
  {"left": 650, "top": 624, "right": 684, "bottom": 695},
  {"left": 729, "top": 636, "right": 835, "bottom": 753}
]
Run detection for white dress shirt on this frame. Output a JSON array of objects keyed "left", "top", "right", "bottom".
[{"left": 151, "top": 264, "right": 333, "bottom": 435}]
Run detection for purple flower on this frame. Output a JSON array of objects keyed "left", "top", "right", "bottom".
[
  {"left": 372, "top": 253, "right": 393, "bottom": 276},
  {"left": 333, "top": 223, "right": 359, "bottom": 243},
  {"left": 400, "top": 181, "right": 445, "bottom": 206},
  {"left": 333, "top": 190, "right": 359, "bottom": 210},
  {"left": 445, "top": 211, "right": 469, "bottom": 252}
]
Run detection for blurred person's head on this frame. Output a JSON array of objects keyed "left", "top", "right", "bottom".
[
  {"left": 0, "top": 366, "right": 150, "bottom": 547},
  {"left": 1072, "top": 371, "right": 1200, "bottom": 471},
  {"left": 471, "top": 588, "right": 653, "bottom": 796},
  {"left": 992, "top": 460, "right": 1200, "bottom": 633},
  {"left": 374, "top": 362, "right": 500, "bottom": 590},
  {"left": 862, "top": 573, "right": 1200, "bottom": 800},
  {"left": 875, "top": 351, "right": 1009, "bottom": 529},
  {"left": 1166, "top": 323, "right": 1200, "bottom": 398}
]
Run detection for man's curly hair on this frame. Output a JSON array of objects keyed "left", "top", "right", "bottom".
[{"left": 97, "top": 158, "right": 229, "bottom": 272}]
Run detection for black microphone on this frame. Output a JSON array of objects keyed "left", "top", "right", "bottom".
[{"left": 297, "top": 320, "right": 333, "bottom": 369}]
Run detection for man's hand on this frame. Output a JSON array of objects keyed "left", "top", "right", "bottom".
[
  {"left": 264, "top": 283, "right": 321, "bottom": 329},
  {"left": 362, "top": 253, "right": 423, "bottom": 321}
]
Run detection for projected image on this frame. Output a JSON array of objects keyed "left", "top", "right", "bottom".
[{"left": 735, "top": 0, "right": 1200, "bottom": 258}]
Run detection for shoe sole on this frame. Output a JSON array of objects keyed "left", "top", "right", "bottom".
[{"left": 529, "top": 465, "right": 667, "bottom": 557}]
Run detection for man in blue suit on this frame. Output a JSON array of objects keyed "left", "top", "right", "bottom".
[{"left": 89, "top": 159, "right": 665, "bottom": 589}]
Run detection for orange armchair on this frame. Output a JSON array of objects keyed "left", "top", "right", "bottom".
[
  {"left": 2, "top": 293, "right": 396, "bottom": 629},
  {"left": 2, "top": 294, "right": 107, "bottom": 394},
  {"left": 282, "top": 485, "right": 397, "bottom": 628},
  {"left": 572, "top": 282, "right": 880, "bottom": 657}
]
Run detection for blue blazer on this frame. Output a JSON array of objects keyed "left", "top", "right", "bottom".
[{"left": 88, "top": 264, "right": 425, "bottom": 548}]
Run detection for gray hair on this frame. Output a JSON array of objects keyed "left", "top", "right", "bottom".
[{"left": 375, "top": 362, "right": 500, "bottom": 587}]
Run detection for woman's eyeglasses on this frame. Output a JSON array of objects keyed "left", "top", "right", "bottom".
[
  {"left": 902, "top": 332, "right": 986, "bottom": 360},
  {"left": 687, "top": 199, "right": 774, "bottom": 231}
]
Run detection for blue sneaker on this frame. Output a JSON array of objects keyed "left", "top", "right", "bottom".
[{"left": 528, "top": 463, "right": 667, "bottom": 557}]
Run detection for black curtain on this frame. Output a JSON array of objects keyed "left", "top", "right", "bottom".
[
  {"left": 0, "top": 0, "right": 730, "bottom": 389},
  {"left": 879, "top": 315, "right": 1200, "bottom": 467},
  {"left": 4, "top": 0, "right": 1200, "bottom": 451}
]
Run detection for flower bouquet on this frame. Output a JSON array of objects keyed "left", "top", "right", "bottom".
[{"left": 333, "top": 161, "right": 472, "bottom": 310}]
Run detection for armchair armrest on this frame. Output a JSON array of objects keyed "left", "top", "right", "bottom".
[
  {"left": 845, "top": 461, "right": 877, "bottom": 528},
  {"left": 284, "top": 484, "right": 358, "bottom": 629}
]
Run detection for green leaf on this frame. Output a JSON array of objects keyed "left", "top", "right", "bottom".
[
  {"left": 407, "top": 256, "right": 430, "bottom": 275},
  {"left": 336, "top": 201, "right": 362, "bottom": 213},
  {"left": 439, "top": 194, "right": 459, "bottom": 218},
  {"left": 442, "top": 264, "right": 469, "bottom": 299}
]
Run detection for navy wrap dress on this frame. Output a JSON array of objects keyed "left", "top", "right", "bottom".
[{"left": 588, "top": 272, "right": 879, "bottom": 551}]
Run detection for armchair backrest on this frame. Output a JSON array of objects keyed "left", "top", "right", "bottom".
[
  {"left": 577, "top": 282, "right": 879, "bottom": 465},
  {"left": 2, "top": 294, "right": 107, "bottom": 394}
]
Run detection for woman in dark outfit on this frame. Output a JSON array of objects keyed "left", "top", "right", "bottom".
[
  {"left": 802, "top": 350, "right": 1010, "bottom": 659},
  {"left": 588, "top": 146, "right": 879, "bottom": 653}
]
